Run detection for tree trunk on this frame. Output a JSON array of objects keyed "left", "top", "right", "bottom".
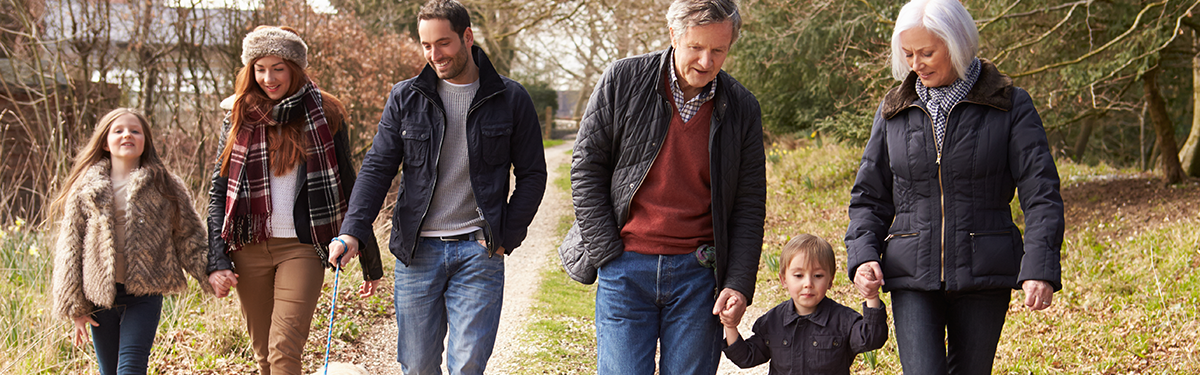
[
  {"left": 1142, "top": 67, "right": 1186, "bottom": 184},
  {"left": 1072, "top": 115, "right": 1098, "bottom": 162},
  {"left": 1179, "top": 41, "right": 1200, "bottom": 177}
]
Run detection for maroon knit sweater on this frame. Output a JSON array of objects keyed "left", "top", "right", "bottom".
[{"left": 620, "top": 99, "right": 715, "bottom": 255}]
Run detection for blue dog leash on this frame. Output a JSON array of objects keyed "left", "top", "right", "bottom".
[{"left": 323, "top": 238, "right": 348, "bottom": 375}]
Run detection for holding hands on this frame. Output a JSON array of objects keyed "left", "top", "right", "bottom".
[
  {"left": 853, "top": 261, "right": 884, "bottom": 308},
  {"left": 208, "top": 269, "right": 239, "bottom": 298},
  {"left": 714, "top": 288, "right": 747, "bottom": 345}
]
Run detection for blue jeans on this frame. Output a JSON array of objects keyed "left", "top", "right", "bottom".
[
  {"left": 595, "top": 251, "right": 722, "bottom": 375},
  {"left": 90, "top": 284, "right": 163, "bottom": 375},
  {"left": 394, "top": 238, "right": 504, "bottom": 375},
  {"left": 891, "top": 288, "right": 1010, "bottom": 375}
]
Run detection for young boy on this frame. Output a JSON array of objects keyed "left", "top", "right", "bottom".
[{"left": 721, "top": 234, "right": 887, "bottom": 374}]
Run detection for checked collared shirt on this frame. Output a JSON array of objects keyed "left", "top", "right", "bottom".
[{"left": 668, "top": 51, "right": 718, "bottom": 122}]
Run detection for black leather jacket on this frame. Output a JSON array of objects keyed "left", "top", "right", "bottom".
[
  {"left": 563, "top": 48, "right": 766, "bottom": 304},
  {"left": 846, "top": 60, "right": 1064, "bottom": 292}
]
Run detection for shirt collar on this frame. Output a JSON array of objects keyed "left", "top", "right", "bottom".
[{"left": 783, "top": 297, "right": 834, "bottom": 328}]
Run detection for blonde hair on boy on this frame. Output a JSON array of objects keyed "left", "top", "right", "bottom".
[{"left": 779, "top": 234, "right": 836, "bottom": 280}]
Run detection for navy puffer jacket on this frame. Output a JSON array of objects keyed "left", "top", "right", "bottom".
[{"left": 846, "top": 60, "right": 1064, "bottom": 292}]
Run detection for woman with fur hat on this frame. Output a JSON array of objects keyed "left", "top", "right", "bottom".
[
  {"left": 51, "top": 108, "right": 213, "bottom": 375},
  {"left": 206, "top": 26, "right": 383, "bottom": 374}
]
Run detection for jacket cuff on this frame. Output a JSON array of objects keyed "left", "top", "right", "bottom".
[
  {"left": 341, "top": 226, "right": 374, "bottom": 246},
  {"left": 862, "top": 301, "right": 887, "bottom": 321},
  {"left": 722, "top": 334, "right": 749, "bottom": 359}
]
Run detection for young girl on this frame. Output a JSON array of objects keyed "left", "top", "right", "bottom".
[
  {"left": 206, "top": 26, "right": 383, "bottom": 374},
  {"left": 50, "top": 108, "right": 213, "bottom": 375}
]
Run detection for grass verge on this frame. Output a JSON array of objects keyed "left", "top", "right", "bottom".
[
  {"left": 516, "top": 141, "right": 1200, "bottom": 374},
  {"left": 510, "top": 161, "right": 598, "bottom": 374}
]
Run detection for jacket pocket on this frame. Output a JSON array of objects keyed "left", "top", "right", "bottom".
[
  {"left": 807, "top": 335, "right": 848, "bottom": 372},
  {"left": 969, "top": 230, "right": 1021, "bottom": 276},
  {"left": 882, "top": 231, "right": 920, "bottom": 278},
  {"left": 480, "top": 122, "right": 512, "bottom": 165},
  {"left": 401, "top": 126, "right": 430, "bottom": 167}
]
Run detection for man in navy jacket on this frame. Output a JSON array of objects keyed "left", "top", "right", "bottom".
[{"left": 327, "top": 1, "right": 546, "bottom": 373}]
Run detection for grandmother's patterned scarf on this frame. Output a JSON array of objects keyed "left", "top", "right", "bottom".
[
  {"left": 915, "top": 58, "right": 981, "bottom": 155},
  {"left": 221, "top": 81, "right": 344, "bottom": 261}
]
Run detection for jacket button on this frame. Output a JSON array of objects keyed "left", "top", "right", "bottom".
[
  {"left": 629, "top": 183, "right": 634, "bottom": 188},
  {"left": 813, "top": 341, "right": 818, "bottom": 346},
  {"left": 782, "top": 340, "right": 788, "bottom": 346},
  {"left": 402, "top": 130, "right": 407, "bottom": 136},
  {"left": 834, "top": 341, "right": 839, "bottom": 346}
]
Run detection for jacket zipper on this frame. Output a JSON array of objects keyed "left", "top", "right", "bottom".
[
  {"left": 478, "top": 207, "right": 496, "bottom": 257},
  {"left": 969, "top": 230, "right": 1010, "bottom": 236},
  {"left": 909, "top": 98, "right": 1004, "bottom": 287},
  {"left": 469, "top": 89, "right": 504, "bottom": 256},
  {"left": 884, "top": 232, "right": 918, "bottom": 242},
  {"left": 411, "top": 88, "right": 447, "bottom": 258},
  {"left": 911, "top": 103, "right": 947, "bottom": 284},
  {"left": 620, "top": 99, "right": 671, "bottom": 224}
]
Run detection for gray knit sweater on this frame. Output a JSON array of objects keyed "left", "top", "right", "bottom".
[{"left": 421, "top": 79, "right": 485, "bottom": 235}]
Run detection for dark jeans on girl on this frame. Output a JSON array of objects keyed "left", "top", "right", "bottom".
[{"left": 90, "top": 283, "right": 163, "bottom": 375}]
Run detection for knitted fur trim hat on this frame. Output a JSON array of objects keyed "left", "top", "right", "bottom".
[{"left": 241, "top": 26, "right": 308, "bottom": 69}]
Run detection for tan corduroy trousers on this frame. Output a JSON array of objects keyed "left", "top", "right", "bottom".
[{"left": 232, "top": 237, "right": 324, "bottom": 375}]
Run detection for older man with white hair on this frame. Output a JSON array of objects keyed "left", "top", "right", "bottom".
[
  {"left": 846, "top": 0, "right": 1064, "bottom": 374},
  {"left": 560, "top": 0, "right": 765, "bottom": 373}
]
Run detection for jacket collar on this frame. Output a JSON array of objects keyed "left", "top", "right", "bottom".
[
  {"left": 656, "top": 46, "right": 730, "bottom": 121},
  {"left": 412, "top": 45, "right": 506, "bottom": 106},
  {"left": 77, "top": 159, "right": 154, "bottom": 205},
  {"left": 881, "top": 58, "right": 1013, "bottom": 119}
]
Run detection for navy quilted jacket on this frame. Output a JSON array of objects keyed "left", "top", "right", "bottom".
[{"left": 846, "top": 60, "right": 1064, "bottom": 292}]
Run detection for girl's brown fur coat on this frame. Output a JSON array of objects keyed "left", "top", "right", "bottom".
[{"left": 52, "top": 159, "right": 213, "bottom": 320}]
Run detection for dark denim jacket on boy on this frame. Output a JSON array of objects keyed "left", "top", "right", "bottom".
[{"left": 724, "top": 297, "right": 887, "bottom": 374}]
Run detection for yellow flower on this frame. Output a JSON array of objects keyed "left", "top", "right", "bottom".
[
  {"left": 14, "top": 218, "right": 24, "bottom": 229},
  {"left": 28, "top": 245, "right": 39, "bottom": 258},
  {"left": 0, "top": 230, "right": 6, "bottom": 240}
]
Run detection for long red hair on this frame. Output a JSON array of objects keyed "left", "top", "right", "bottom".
[{"left": 218, "top": 26, "right": 344, "bottom": 177}]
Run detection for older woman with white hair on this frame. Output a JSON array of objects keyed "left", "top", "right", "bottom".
[{"left": 845, "top": 0, "right": 1064, "bottom": 373}]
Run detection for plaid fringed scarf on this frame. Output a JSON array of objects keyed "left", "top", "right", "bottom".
[{"left": 221, "top": 81, "right": 345, "bottom": 262}]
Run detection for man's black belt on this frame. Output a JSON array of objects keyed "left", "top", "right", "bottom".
[{"left": 424, "top": 232, "right": 478, "bottom": 242}]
